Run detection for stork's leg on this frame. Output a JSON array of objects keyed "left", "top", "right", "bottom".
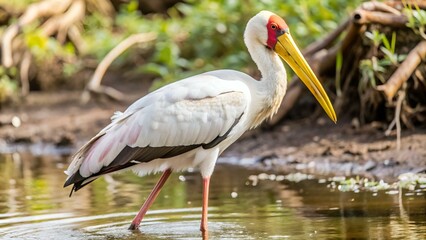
[
  {"left": 200, "top": 176, "right": 210, "bottom": 232},
  {"left": 129, "top": 169, "right": 172, "bottom": 230}
]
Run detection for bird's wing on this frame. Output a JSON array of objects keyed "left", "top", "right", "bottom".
[{"left": 64, "top": 71, "right": 251, "bottom": 190}]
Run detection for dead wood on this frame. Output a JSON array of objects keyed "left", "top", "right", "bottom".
[
  {"left": 1, "top": 0, "right": 73, "bottom": 67},
  {"left": 377, "top": 41, "right": 426, "bottom": 101},
  {"left": 269, "top": 0, "right": 426, "bottom": 138},
  {"left": 303, "top": 19, "right": 350, "bottom": 56},
  {"left": 19, "top": 51, "right": 32, "bottom": 96},
  {"left": 361, "top": 1, "right": 402, "bottom": 15},
  {"left": 41, "top": 0, "right": 86, "bottom": 37},
  {"left": 318, "top": 22, "right": 364, "bottom": 76},
  {"left": 353, "top": 9, "right": 407, "bottom": 27},
  {"left": 82, "top": 32, "right": 157, "bottom": 103},
  {"left": 386, "top": 0, "right": 426, "bottom": 10}
]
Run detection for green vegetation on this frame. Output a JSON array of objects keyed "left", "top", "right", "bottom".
[
  {"left": 0, "top": 0, "right": 361, "bottom": 101},
  {"left": 360, "top": 30, "right": 405, "bottom": 91},
  {"left": 123, "top": 0, "right": 362, "bottom": 89},
  {"left": 248, "top": 172, "right": 426, "bottom": 193},
  {"left": 0, "top": 66, "right": 17, "bottom": 103},
  {"left": 404, "top": 3, "right": 426, "bottom": 39}
]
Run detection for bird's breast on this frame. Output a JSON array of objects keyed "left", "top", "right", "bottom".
[{"left": 251, "top": 87, "right": 286, "bottom": 128}]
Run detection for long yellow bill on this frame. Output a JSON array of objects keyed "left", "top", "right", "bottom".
[{"left": 275, "top": 33, "right": 337, "bottom": 123}]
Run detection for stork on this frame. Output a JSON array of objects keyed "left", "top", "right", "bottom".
[{"left": 64, "top": 10, "right": 337, "bottom": 233}]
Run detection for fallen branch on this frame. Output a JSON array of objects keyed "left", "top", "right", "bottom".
[
  {"left": 41, "top": 0, "right": 85, "bottom": 37},
  {"left": 1, "top": 25, "right": 20, "bottom": 67},
  {"left": 353, "top": 9, "right": 407, "bottom": 27},
  {"left": 303, "top": 19, "right": 350, "bottom": 56},
  {"left": 1, "top": 0, "right": 73, "bottom": 67},
  {"left": 85, "top": 0, "right": 115, "bottom": 17},
  {"left": 377, "top": 41, "right": 426, "bottom": 101},
  {"left": 19, "top": 0, "right": 72, "bottom": 25},
  {"left": 81, "top": 85, "right": 126, "bottom": 103},
  {"left": 67, "top": 25, "right": 85, "bottom": 53},
  {"left": 386, "top": 0, "right": 426, "bottom": 10},
  {"left": 82, "top": 32, "right": 157, "bottom": 103},
  {"left": 318, "top": 22, "right": 364, "bottom": 76},
  {"left": 361, "top": 1, "right": 402, "bottom": 15},
  {"left": 19, "top": 51, "right": 32, "bottom": 96}
]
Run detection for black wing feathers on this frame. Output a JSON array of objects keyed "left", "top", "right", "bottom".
[{"left": 65, "top": 113, "right": 243, "bottom": 196}]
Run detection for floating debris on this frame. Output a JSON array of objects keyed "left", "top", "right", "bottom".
[
  {"left": 11, "top": 116, "right": 21, "bottom": 128},
  {"left": 275, "top": 175, "right": 285, "bottom": 181},
  {"left": 247, "top": 171, "right": 426, "bottom": 194},
  {"left": 318, "top": 179, "right": 327, "bottom": 184},
  {"left": 285, "top": 173, "right": 314, "bottom": 182},
  {"left": 385, "top": 190, "right": 399, "bottom": 195},
  {"left": 247, "top": 172, "right": 316, "bottom": 186},
  {"left": 257, "top": 173, "right": 269, "bottom": 180},
  {"left": 248, "top": 175, "right": 259, "bottom": 186},
  {"left": 329, "top": 176, "right": 346, "bottom": 182},
  {"left": 231, "top": 192, "right": 238, "bottom": 198}
]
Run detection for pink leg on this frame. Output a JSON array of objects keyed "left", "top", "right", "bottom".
[
  {"left": 128, "top": 169, "right": 172, "bottom": 230},
  {"left": 200, "top": 177, "right": 210, "bottom": 233}
]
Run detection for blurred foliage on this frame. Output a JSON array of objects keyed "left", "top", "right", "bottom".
[
  {"left": 0, "top": 0, "right": 36, "bottom": 11},
  {"left": 404, "top": 3, "right": 426, "bottom": 39},
  {"left": 131, "top": 0, "right": 362, "bottom": 89},
  {"left": 71, "top": 0, "right": 362, "bottom": 89},
  {"left": 0, "top": 66, "right": 18, "bottom": 103},
  {"left": 23, "top": 24, "right": 76, "bottom": 62},
  {"left": 0, "top": 0, "right": 361, "bottom": 100},
  {"left": 360, "top": 30, "right": 406, "bottom": 92}
]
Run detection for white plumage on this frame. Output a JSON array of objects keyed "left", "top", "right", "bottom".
[
  {"left": 66, "top": 70, "right": 254, "bottom": 179},
  {"left": 64, "top": 10, "right": 336, "bottom": 233}
]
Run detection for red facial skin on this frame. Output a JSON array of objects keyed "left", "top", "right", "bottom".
[{"left": 266, "top": 15, "right": 289, "bottom": 49}]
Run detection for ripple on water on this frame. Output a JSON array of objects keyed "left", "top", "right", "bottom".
[
  {"left": 0, "top": 208, "right": 259, "bottom": 240},
  {"left": 1, "top": 154, "right": 425, "bottom": 239}
]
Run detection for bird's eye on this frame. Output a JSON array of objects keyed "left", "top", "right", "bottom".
[{"left": 271, "top": 23, "right": 278, "bottom": 30}]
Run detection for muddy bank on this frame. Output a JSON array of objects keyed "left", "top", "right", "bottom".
[
  {"left": 0, "top": 82, "right": 425, "bottom": 181},
  {"left": 225, "top": 120, "right": 426, "bottom": 182}
]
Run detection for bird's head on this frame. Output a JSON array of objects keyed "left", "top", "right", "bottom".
[{"left": 246, "top": 11, "right": 337, "bottom": 123}]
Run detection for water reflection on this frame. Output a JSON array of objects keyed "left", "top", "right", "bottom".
[{"left": 0, "top": 153, "right": 425, "bottom": 239}]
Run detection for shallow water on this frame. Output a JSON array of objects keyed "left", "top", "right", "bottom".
[{"left": 0, "top": 153, "right": 425, "bottom": 239}]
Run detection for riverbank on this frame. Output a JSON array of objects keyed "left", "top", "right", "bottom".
[{"left": 1, "top": 81, "right": 425, "bottom": 181}]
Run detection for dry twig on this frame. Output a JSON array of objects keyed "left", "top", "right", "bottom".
[
  {"left": 303, "top": 19, "right": 350, "bottom": 56},
  {"left": 41, "top": 0, "right": 86, "bottom": 38},
  {"left": 353, "top": 9, "right": 407, "bottom": 27},
  {"left": 19, "top": 51, "right": 32, "bottom": 96},
  {"left": 362, "top": 1, "right": 402, "bottom": 15},
  {"left": 1, "top": 0, "right": 73, "bottom": 67},
  {"left": 82, "top": 32, "right": 157, "bottom": 103},
  {"left": 377, "top": 41, "right": 426, "bottom": 101}
]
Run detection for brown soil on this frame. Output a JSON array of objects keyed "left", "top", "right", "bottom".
[
  {"left": 225, "top": 119, "right": 426, "bottom": 182},
  {"left": 1, "top": 78, "right": 425, "bottom": 181}
]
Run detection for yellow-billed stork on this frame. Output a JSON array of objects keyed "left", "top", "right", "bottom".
[{"left": 64, "top": 10, "right": 337, "bottom": 233}]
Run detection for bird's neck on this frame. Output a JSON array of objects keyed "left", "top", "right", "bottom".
[{"left": 246, "top": 39, "right": 287, "bottom": 127}]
